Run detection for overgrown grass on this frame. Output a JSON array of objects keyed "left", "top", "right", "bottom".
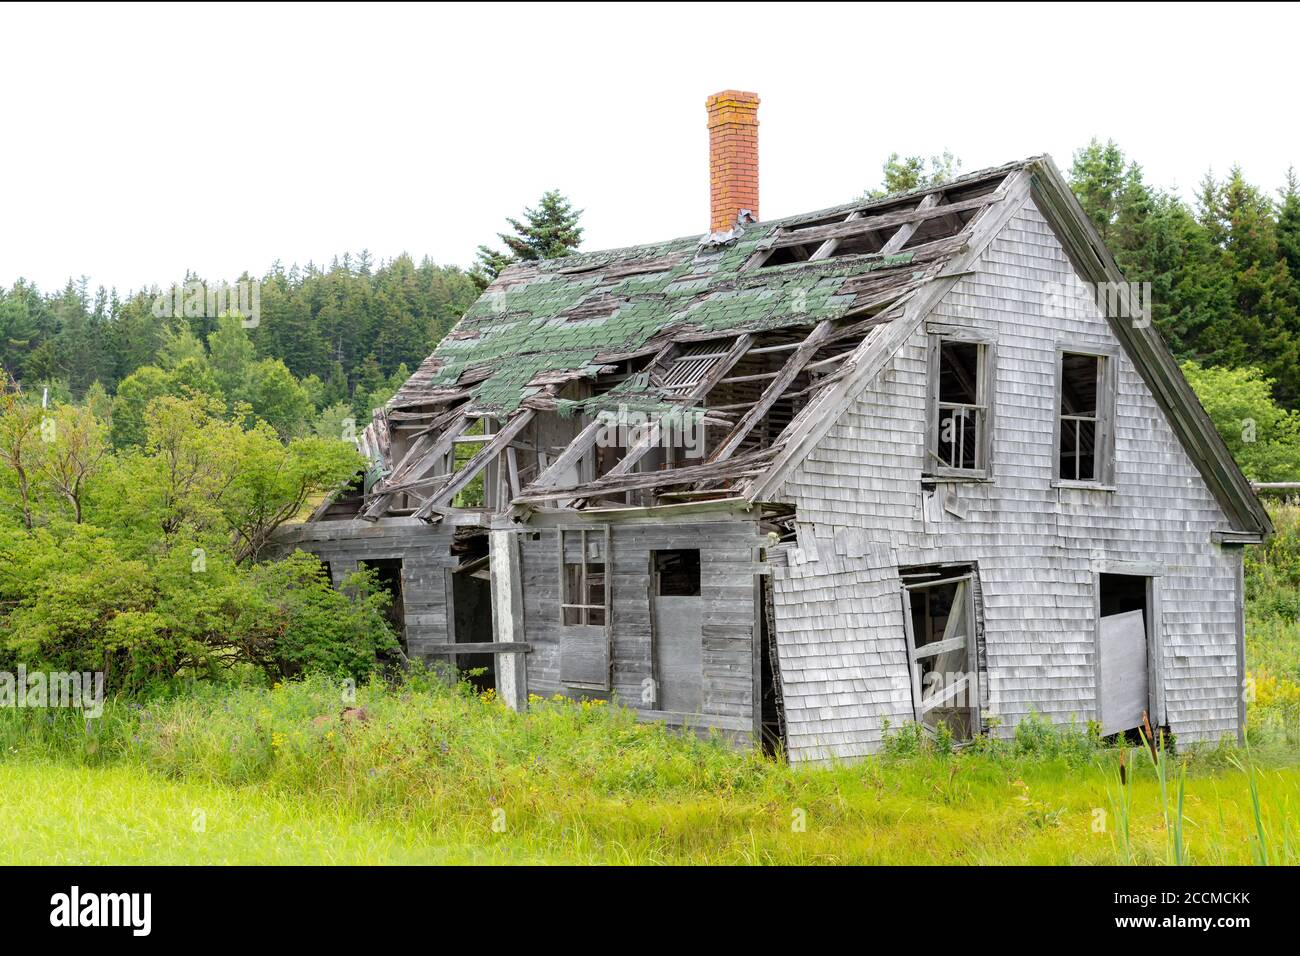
[{"left": 1, "top": 674, "right": 1297, "bottom": 864}]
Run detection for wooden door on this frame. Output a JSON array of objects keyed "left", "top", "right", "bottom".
[
  {"left": 1099, "top": 609, "right": 1148, "bottom": 735},
  {"left": 652, "top": 595, "right": 703, "bottom": 713}
]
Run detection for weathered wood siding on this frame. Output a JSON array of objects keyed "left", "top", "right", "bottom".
[
  {"left": 515, "top": 515, "right": 766, "bottom": 735},
  {"left": 772, "top": 197, "right": 1244, "bottom": 761},
  {"left": 271, "top": 518, "right": 460, "bottom": 660},
  {"left": 771, "top": 546, "right": 915, "bottom": 761}
]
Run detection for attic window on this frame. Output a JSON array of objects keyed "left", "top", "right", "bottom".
[
  {"left": 925, "top": 332, "right": 994, "bottom": 478},
  {"left": 1055, "top": 349, "right": 1116, "bottom": 486}
]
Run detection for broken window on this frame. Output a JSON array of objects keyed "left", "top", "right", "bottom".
[
  {"left": 653, "top": 549, "right": 701, "bottom": 596},
  {"left": 901, "top": 566, "right": 981, "bottom": 741},
  {"left": 926, "top": 335, "right": 992, "bottom": 477},
  {"left": 559, "top": 527, "right": 608, "bottom": 627},
  {"left": 1057, "top": 350, "right": 1114, "bottom": 484}
]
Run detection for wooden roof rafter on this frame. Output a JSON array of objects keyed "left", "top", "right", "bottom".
[
  {"left": 412, "top": 403, "right": 546, "bottom": 519},
  {"left": 566, "top": 332, "right": 756, "bottom": 508},
  {"left": 520, "top": 340, "right": 683, "bottom": 505},
  {"left": 705, "top": 319, "right": 835, "bottom": 465},
  {"left": 360, "top": 406, "right": 474, "bottom": 519}
]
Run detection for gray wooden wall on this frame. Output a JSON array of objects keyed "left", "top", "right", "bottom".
[
  {"left": 514, "top": 515, "right": 766, "bottom": 736},
  {"left": 270, "top": 517, "right": 460, "bottom": 660},
  {"left": 771, "top": 197, "right": 1245, "bottom": 762}
]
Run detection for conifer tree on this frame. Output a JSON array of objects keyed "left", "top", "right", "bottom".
[{"left": 472, "top": 190, "right": 584, "bottom": 289}]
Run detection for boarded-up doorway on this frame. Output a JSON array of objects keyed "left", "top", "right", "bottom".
[
  {"left": 1098, "top": 573, "right": 1151, "bottom": 736},
  {"left": 651, "top": 549, "right": 702, "bottom": 714}
]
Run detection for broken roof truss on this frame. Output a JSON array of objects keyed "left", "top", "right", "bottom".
[{"left": 330, "top": 162, "right": 1027, "bottom": 522}]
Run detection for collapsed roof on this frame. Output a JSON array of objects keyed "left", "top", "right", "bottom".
[
  {"left": 332, "top": 156, "right": 1269, "bottom": 537},
  {"left": 389, "top": 158, "right": 1029, "bottom": 418}
]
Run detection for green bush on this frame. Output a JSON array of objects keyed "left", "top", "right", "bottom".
[{"left": 0, "top": 522, "right": 395, "bottom": 689}]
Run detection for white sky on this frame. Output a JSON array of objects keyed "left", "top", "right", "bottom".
[{"left": 2, "top": 1, "right": 1297, "bottom": 295}]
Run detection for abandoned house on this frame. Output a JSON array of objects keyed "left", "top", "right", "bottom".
[{"left": 272, "top": 91, "right": 1271, "bottom": 762}]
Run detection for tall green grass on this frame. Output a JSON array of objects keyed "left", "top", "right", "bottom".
[{"left": 1, "top": 673, "right": 1297, "bottom": 864}]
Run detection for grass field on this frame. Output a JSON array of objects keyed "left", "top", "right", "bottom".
[
  {"left": 0, "top": 674, "right": 1297, "bottom": 865},
  {"left": 1, "top": 748, "right": 1296, "bottom": 865},
  {"left": 4, "top": 506, "right": 1300, "bottom": 866}
]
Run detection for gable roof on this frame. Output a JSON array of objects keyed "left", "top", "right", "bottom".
[{"left": 351, "top": 156, "right": 1269, "bottom": 539}]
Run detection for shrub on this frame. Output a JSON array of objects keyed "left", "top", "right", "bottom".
[{"left": 0, "top": 524, "right": 396, "bottom": 689}]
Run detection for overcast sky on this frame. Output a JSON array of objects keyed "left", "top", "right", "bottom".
[{"left": 3, "top": 1, "right": 1296, "bottom": 294}]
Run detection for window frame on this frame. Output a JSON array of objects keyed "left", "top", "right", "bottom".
[
  {"left": 1052, "top": 345, "right": 1118, "bottom": 488},
  {"left": 558, "top": 526, "right": 610, "bottom": 627},
  {"left": 924, "top": 325, "right": 996, "bottom": 480},
  {"left": 556, "top": 524, "right": 613, "bottom": 692},
  {"left": 652, "top": 548, "right": 702, "bottom": 597}
]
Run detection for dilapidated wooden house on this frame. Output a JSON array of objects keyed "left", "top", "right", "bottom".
[{"left": 274, "top": 91, "right": 1270, "bottom": 762}]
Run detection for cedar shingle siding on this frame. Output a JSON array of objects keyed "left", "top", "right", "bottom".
[{"left": 770, "top": 198, "right": 1243, "bottom": 760}]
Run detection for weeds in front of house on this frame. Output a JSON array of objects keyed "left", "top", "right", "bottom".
[{"left": 0, "top": 672, "right": 1294, "bottom": 864}]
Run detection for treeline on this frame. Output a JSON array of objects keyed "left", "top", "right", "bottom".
[
  {"left": 5, "top": 149, "right": 1300, "bottom": 427},
  {"left": 0, "top": 253, "right": 479, "bottom": 425},
  {"left": 1068, "top": 140, "right": 1300, "bottom": 408}
]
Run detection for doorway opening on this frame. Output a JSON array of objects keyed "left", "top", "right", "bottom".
[
  {"left": 453, "top": 537, "right": 495, "bottom": 693},
  {"left": 758, "top": 574, "right": 786, "bottom": 756},
  {"left": 901, "top": 564, "right": 981, "bottom": 742},
  {"left": 650, "top": 549, "right": 703, "bottom": 714},
  {"left": 360, "top": 558, "right": 405, "bottom": 642},
  {"left": 1098, "top": 573, "right": 1152, "bottom": 738}
]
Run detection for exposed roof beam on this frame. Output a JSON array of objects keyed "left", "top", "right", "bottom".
[
  {"left": 514, "top": 446, "right": 779, "bottom": 504},
  {"left": 879, "top": 192, "right": 943, "bottom": 255},
  {"left": 808, "top": 210, "right": 863, "bottom": 261},
  {"left": 768, "top": 190, "right": 1000, "bottom": 251},
  {"left": 523, "top": 342, "right": 681, "bottom": 498},
  {"left": 414, "top": 410, "right": 537, "bottom": 518},
  {"left": 706, "top": 320, "right": 835, "bottom": 465},
  {"left": 362, "top": 414, "right": 471, "bottom": 519},
  {"left": 592, "top": 333, "right": 755, "bottom": 483}
]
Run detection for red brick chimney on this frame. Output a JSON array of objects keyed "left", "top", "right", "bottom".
[{"left": 706, "top": 90, "right": 759, "bottom": 233}]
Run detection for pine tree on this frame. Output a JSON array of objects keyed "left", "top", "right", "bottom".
[
  {"left": 472, "top": 190, "right": 584, "bottom": 289},
  {"left": 1276, "top": 168, "right": 1300, "bottom": 281},
  {"left": 1070, "top": 139, "right": 1127, "bottom": 239},
  {"left": 867, "top": 151, "right": 961, "bottom": 198}
]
